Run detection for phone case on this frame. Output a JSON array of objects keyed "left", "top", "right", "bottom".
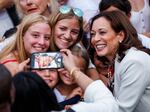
[{"left": 30, "top": 52, "right": 64, "bottom": 69}]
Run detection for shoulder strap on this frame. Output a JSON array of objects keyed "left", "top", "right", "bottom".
[
  {"left": 7, "top": 5, "right": 20, "bottom": 26},
  {"left": 1, "top": 59, "right": 18, "bottom": 64}
]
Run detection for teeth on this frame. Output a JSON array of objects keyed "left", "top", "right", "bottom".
[
  {"left": 96, "top": 44, "right": 106, "bottom": 49},
  {"left": 34, "top": 47, "right": 44, "bottom": 51},
  {"left": 61, "top": 38, "right": 69, "bottom": 43},
  {"left": 64, "top": 75, "right": 71, "bottom": 80},
  {"left": 45, "top": 79, "right": 51, "bottom": 84},
  {"left": 35, "top": 48, "right": 42, "bottom": 51}
]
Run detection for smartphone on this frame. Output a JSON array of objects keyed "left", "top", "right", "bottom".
[{"left": 30, "top": 52, "right": 64, "bottom": 69}]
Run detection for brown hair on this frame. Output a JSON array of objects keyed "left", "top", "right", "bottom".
[
  {"left": 50, "top": 9, "right": 84, "bottom": 51},
  {"left": 90, "top": 11, "right": 150, "bottom": 62}
]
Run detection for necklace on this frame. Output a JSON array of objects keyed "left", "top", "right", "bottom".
[
  {"left": 107, "top": 65, "right": 114, "bottom": 93},
  {"left": 107, "top": 65, "right": 113, "bottom": 79}
]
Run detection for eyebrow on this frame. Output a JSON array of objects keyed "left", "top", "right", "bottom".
[{"left": 30, "top": 30, "right": 51, "bottom": 35}]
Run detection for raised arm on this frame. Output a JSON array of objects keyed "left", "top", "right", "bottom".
[{"left": 61, "top": 49, "right": 119, "bottom": 112}]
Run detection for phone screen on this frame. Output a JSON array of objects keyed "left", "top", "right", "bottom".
[{"left": 30, "top": 52, "right": 63, "bottom": 69}]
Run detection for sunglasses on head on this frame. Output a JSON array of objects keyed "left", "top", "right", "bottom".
[{"left": 59, "top": 5, "right": 83, "bottom": 17}]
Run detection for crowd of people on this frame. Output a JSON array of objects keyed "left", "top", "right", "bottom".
[{"left": 0, "top": 0, "right": 150, "bottom": 112}]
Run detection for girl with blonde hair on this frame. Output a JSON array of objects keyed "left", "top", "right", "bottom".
[
  {"left": 0, "top": 0, "right": 59, "bottom": 52},
  {"left": 0, "top": 14, "right": 52, "bottom": 76}
]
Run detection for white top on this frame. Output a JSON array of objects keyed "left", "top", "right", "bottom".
[
  {"left": 138, "top": 33, "right": 150, "bottom": 48},
  {"left": 70, "top": 80, "right": 119, "bottom": 112},
  {"left": 130, "top": 0, "right": 150, "bottom": 33},
  {"left": 0, "top": 9, "right": 14, "bottom": 37},
  {"left": 114, "top": 47, "right": 150, "bottom": 112},
  {"left": 54, "top": 88, "right": 66, "bottom": 103},
  {"left": 0, "top": 33, "right": 16, "bottom": 52},
  {"left": 61, "top": 47, "right": 150, "bottom": 112}
]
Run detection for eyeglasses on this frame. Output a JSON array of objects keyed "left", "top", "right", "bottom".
[{"left": 59, "top": 5, "right": 83, "bottom": 17}]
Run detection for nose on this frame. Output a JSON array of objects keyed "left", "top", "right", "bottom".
[
  {"left": 92, "top": 33, "right": 101, "bottom": 42},
  {"left": 26, "top": 0, "right": 32, "bottom": 5},
  {"left": 91, "top": 33, "right": 101, "bottom": 45},
  {"left": 38, "top": 37, "right": 45, "bottom": 45},
  {"left": 44, "top": 70, "right": 50, "bottom": 77},
  {"left": 64, "top": 30, "right": 71, "bottom": 40}
]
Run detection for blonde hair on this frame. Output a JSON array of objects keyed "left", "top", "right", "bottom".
[
  {"left": 50, "top": 10, "right": 84, "bottom": 51},
  {"left": 50, "top": 0, "right": 59, "bottom": 14},
  {"left": 0, "top": 14, "right": 51, "bottom": 62},
  {"left": 14, "top": 0, "right": 59, "bottom": 18}
]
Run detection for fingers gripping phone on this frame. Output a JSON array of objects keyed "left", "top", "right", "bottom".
[{"left": 30, "top": 52, "right": 64, "bottom": 69}]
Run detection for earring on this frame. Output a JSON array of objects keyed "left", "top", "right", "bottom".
[
  {"left": 47, "top": 3, "right": 51, "bottom": 13},
  {"left": 119, "top": 40, "right": 122, "bottom": 43}
]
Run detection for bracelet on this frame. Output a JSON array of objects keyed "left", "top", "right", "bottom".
[{"left": 70, "top": 67, "right": 80, "bottom": 77}]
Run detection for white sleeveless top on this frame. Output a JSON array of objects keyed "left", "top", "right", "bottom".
[
  {"left": 130, "top": 0, "right": 150, "bottom": 33},
  {"left": 54, "top": 88, "right": 66, "bottom": 103}
]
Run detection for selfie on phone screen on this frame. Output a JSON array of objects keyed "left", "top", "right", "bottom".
[{"left": 30, "top": 52, "right": 63, "bottom": 69}]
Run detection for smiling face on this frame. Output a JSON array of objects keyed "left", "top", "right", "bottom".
[
  {"left": 33, "top": 69, "right": 58, "bottom": 88},
  {"left": 58, "top": 56, "right": 86, "bottom": 85},
  {"left": 91, "top": 17, "right": 123, "bottom": 61},
  {"left": 54, "top": 17, "right": 80, "bottom": 49},
  {"left": 19, "top": 0, "right": 49, "bottom": 16},
  {"left": 58, "top": 68, "right": 74, "bottom": 85},
  {"left": 23, "top": 22, "right": 51, "bottom": 55}
]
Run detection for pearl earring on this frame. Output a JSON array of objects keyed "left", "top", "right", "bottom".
[
  {"left": 119, "top": 40, "right": 122, "bottom": 43},
  {"left": 47, "top": 3, "right": 51, "bottom": 13}
]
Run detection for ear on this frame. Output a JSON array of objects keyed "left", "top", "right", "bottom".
[{"left": 117, "top": 31, "right": 125, "bottom": 43}]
